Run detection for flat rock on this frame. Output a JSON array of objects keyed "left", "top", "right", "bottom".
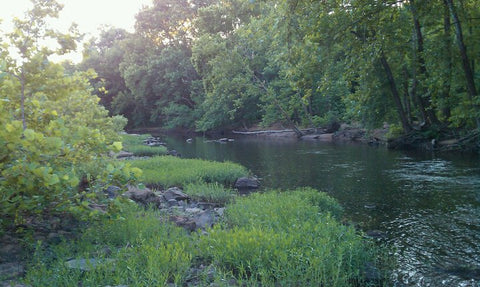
[
  {"left": 123, "top": 186, "right": 162, "bottom": 207},
  {"left": 163, "top": 187, "right": 189, "bottom": 201}
]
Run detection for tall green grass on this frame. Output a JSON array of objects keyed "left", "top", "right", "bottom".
[
  {"left": 197, "top": 188, "right": 381, "bottom": 286},
  {"left": 24, "top": 203, "right": 193, "bottom": 287},
  {"left": 120, "top": 134, "right": 167, "bottom": 156},
  {"left": 128, "top": 156, "right": 248, "bottom": 187},
  {"left": 183, "top": 182, "right": 236, "bottom": 205},
  {"left": 22, "top": 189, "right": 387, "bottom": 286}
]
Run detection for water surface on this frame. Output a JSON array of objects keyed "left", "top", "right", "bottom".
[{"left": 163, "top": 135, "right": 480, "bottom": 286}]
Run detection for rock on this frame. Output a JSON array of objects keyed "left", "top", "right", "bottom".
[
  {"left": 234, "top": 177, "right": 260, "bottom": 189},
  {"left": 325, "top": 121, "right": 341, "bottom": 133},
  {"left": 194, "top": 211, "right": 215, "bottom": 230},
  {"left": 104, "top": 185, "right": 121, "bottom": 198},
  {"left": 0, "top": 262, "right": 24, "bottom": 281},
  {"left": 214, "top": 207, "right": 225, "bottom": 217},
  {"left": 169, "top": 216, "right": 196, "bottom": 232},
  {"left": 65, "top": 258, "right": 115, "bottom": 271},
  {"left": 185, "top": 207, "right": 203, "bottom": 214},
  {"left": 167, "top": 199, "right": 180, "bottom": 207},
  {"left": 123, "top": 186, "right": 162, "bottom": 207},
  {"left": 365, "top": 230, "right": 387, "bottom": 239},
  {"left": 115, "top": 151, "right": 134, "bottom": 159},
  {"left": 143, "top": 137, "right": 166, "bottom": 147},
  {"left": 167, "top": 150, "right": 181, "bottom": 157},
  {"left": 163, "top": 187, "right": 189, "bottom": 201}
]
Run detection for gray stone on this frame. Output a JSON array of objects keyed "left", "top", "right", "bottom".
[
  {"left": 0, "top": 262, "right": 24, "bottom": 281},
  {"left": 169, "top": 216, "right": 196, "bottom": 232},
  {"left": 115, "top": 151, "right": 134, "bottom": 159},
  {"left": 163, "top": 187, "right": 189, "bottom": 201},
  {"left": 234, "top": 177, "right": 260, "bottom": 189},
  {"left": 123, "top": 186, "right": 162, "bottom": 207},
  {"left": 105, "top": 185, "right": 121, "bottom": 198},
  {"left": 214, "top": 208, "right": 225, "bottom": 217},
  {"left": 194, "top": 211, "right": 215, "bottom": 230}
]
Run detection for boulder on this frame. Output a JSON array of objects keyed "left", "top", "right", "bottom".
[
  {"left": 163, "top": 187, "right": 189, "bottom": 201},
  {"left": 169, "top": 216, "right": 196, "bottom": 232},
  {"left": 193, "top": 210, "right": 216, "bottom": 230},
  {"left": 234, "top": 177, "right": 260, "bottom": 189},
  {"left": 123, "top": 186, "right": 163, "bottom": 207}
]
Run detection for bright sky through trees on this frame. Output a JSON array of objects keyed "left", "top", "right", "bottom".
[{"left": 0, "top": 0, "right": 151, "bottom": 62}]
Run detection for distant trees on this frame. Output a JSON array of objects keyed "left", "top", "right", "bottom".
[{"left": 81, "top": 0, "right": 479, "bottom": 137}]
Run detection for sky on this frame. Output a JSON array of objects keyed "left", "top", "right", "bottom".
[{"left": 0, "top": 0, "right": 152, "bottom": 62}]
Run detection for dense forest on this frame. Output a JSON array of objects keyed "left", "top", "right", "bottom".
[{"left": 79, "top": 0, "right": 479, "bottom": 140}]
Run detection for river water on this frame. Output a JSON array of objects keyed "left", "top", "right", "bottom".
[{"left": 163, "top": 135, "right": 480, "bottom": 286}]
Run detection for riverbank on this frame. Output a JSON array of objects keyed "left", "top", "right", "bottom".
[{"left": 1, "top": 134, "right": 388, "bottom": 286}]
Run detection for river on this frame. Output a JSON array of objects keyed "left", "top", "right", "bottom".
[{"left": 162, "top": 135, "right": 480, "bottom": 286}]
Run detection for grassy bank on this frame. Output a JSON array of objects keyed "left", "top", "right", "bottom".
[
  {"left": 20, "top": 189, "right": 386, "bottom": 286},
  {"left": 128, "top": 156, "right": 248, "bottom": 188},
  {"left": 15, "top": 150, "right": 387, "bottom": 286},
  {"left": 120, "top": 133, "right": 167, "bottom": 156}
]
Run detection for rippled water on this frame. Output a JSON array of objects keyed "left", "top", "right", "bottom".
[{"left": 162, "top": 135, "right": 480, "bottom": 286}]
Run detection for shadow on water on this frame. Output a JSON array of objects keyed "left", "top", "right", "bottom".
[{"left": 161, "top": 135, "right": 480, "bottom": 286}]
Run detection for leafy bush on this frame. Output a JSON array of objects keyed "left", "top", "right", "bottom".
[
  {"left": 128, "top": 156, "right": 248, "bottom": 187},
  {"left": 184, "top": 182, "right": 236, "bottom": 205},
  {"left": 120, "top": 134, "right": 167, "bottom": 156}
]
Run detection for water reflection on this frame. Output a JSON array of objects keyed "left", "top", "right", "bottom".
[{"left": 162, "top": 135, "right": 480, "bottom": 286}]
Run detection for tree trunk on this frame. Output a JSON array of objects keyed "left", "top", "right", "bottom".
[
  {"left": 380, "top": 53, "right": 412, "bottom": 133},
  {"left": 20, "top": 68, "right": 26, "bottom": 131},
  {"left": 409, "top": 0, "right": 439, "bottom": 125},
  {"left": 441, "top": 5, "right": 452, "bottom": 120},
  {"left": 444, "top": 0, "right": 480, "bottom": 128}
]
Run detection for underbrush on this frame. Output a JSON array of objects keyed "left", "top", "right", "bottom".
[
  {"left": 22, "top": 188, "right": 388, "bottom": 287},
  {"left": 128, "top": 156, "right": 248, "bottom": 187},
  {"left": 24, "top": 202, "right": 193, "bottom": 287},
  {"left": 197, "top": 188, "right": 382, "bottom": 286},
  {"left": 120, "top": 133, "right": 167, "bottom": 156}
]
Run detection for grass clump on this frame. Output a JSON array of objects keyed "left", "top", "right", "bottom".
[
  {"left": 184, "top": 182, "right": 236, "bottom": 205},
  {"left": 128, "top": 156, "right": 248, "bottom": 187},
  {"left": 197, "top": 188, "right": 379, "bottom": 286},
  {"left": 120, "top": 133, "right": 167, "bottom": 156},
  {"left": 24, "top": 202, "right": 193, "bottom": 287}
]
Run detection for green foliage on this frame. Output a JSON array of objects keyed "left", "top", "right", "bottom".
[
  {"left": 197, "top": 188, "right": 377, "bottom": 286},
  {"left": 24, "top": 203, "right": 193, "bottom": 287},
  {"left": 0, "top": 1, "right": 138, "bottom": 229},
  {"left": 386, "top": 124, "right": 405, "bottom": 140},
  {"left": 184, "top": 182, "right": 236, "bottom": 205},
  {"left": 128, "top": 156, "right": 248, "bottom": 188},
  {"left": 120, "top": 134, "right": 167, "bottom": 156},
  {"left": 22, "top": 188, "right": 384, "bottom": 286}
]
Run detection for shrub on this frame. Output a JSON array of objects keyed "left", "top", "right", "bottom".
[{"left": 128, "top": 156, "right": 248, "bottom": 187}]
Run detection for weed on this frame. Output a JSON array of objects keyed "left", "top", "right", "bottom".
[
  {"left": 184, "top": 182, "right": 236, "bottom": 205},
  {"left": 128, "top": 156, "right": 248, "bottom": 187}
]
